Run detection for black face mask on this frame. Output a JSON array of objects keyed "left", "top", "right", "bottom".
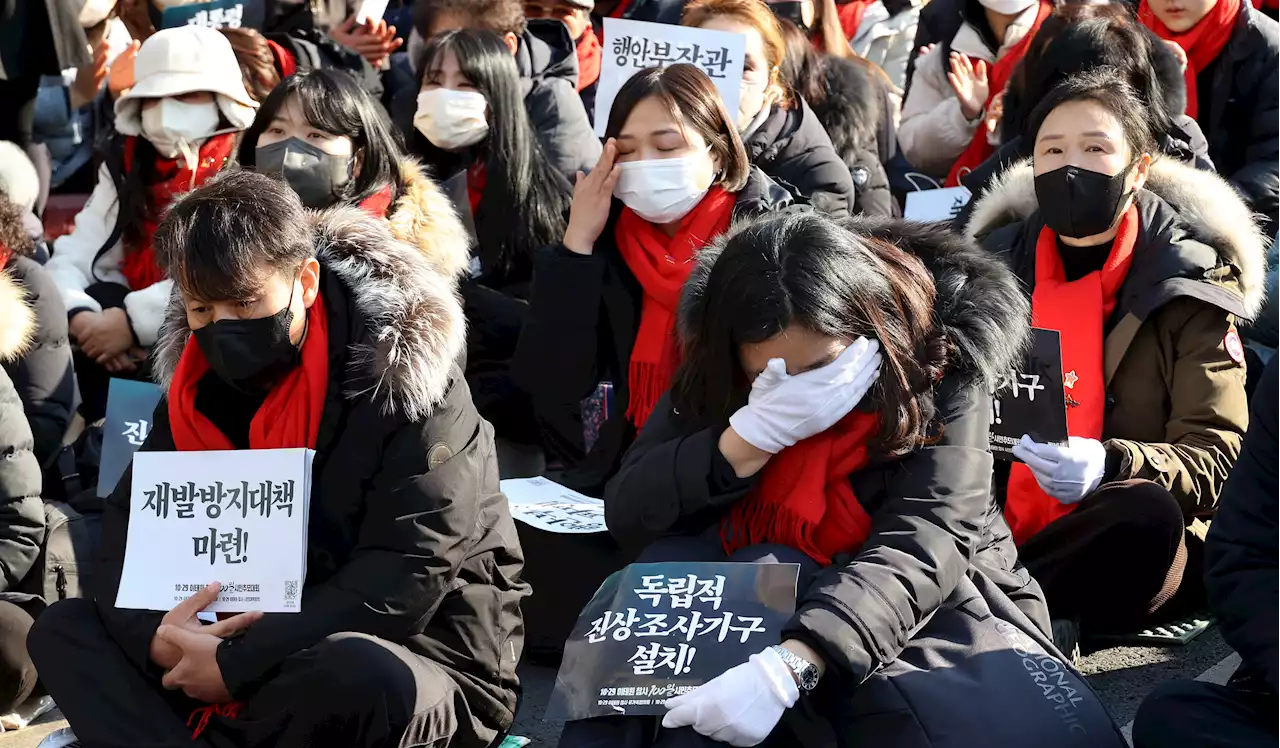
[
  {"left": 769, "top": 1, "right": 809, "bottom": 30},
  {"left": 193, "top": 296, "right": 302, "bottom": 392},
  {"left": 1034, "top": 162, "right": 1135, "bottom": 239},
  {"left": 255, "top": 137, "right": 352, "bottom": 209}
]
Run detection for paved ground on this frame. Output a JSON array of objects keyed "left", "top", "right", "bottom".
[{"left": 0, "top": 628, "right": 1232, "bottom": 747}]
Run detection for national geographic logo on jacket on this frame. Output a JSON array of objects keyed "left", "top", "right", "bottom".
[{"left": 995, "top": 620, "right": 1088, "bottom": 738}]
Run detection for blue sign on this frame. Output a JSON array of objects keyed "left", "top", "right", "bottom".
[{"left": 98, "top": 379, "right": 164, "bottom": 498}]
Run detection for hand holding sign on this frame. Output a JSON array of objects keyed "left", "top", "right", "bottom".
[
  {"left": 564, "top": 140, "right": 622, "bottom": 256},
  {"left": 661, "top": 647, "right": 798, "bottom": 746},
  {"left": 149, "top": 582, "right": 263, "bottom": 671},
  {"left": 1012, "top": 436, "right": 1107, "bottom": 504}
]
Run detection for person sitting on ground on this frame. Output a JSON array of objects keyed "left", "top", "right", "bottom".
[
  {"left": 1131, "top": 356, "right": 1277, "bottom": 748},
  {"left": 412, "top": 29, "right": 576, "bottom": 473},
  {"left": 512, "top": 64, "right": 794, "bottom": 497},
  {"left": 953, "top": 3, "right": 1216, "bottom": 228},
  {"left": 523, "top": 0, "right": 602, "bottom": 120},
  {"left": 777, "top": 17, "right": 897, "bottom": 216},
  {"left": 1139, "top": 0, "right": 1279, "bottom": 233},
  {"left": 27, "top": 169, "right": 529, "bottom": 748},
  {"left": 964, "top": 70, "right": 1264, "bottom": 651},
  {"left": 559, "top": 209, "right": 1056, "bottom": 747},
  {"left": 239, "top": 68, "right": 470, "bottom": 283},
  {"left": 898, "top": 0, "right": 1052, "bottom": 183},
  {"left": 44, "top": 26, "right": 257, "bottom": 422},
  {"left": 683, "top": 0, "right": 858, "bottom": 216},
  {"left": 408, "top": 0, "right": 601, "bottom": 181},
  {"left": 0, "top": 263, "right": 49, "bottom": 730},
  {"left": 0, "top": 195, "right": 77, "bottom": 471}
]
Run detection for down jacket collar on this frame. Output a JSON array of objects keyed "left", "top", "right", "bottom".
[
  {"left": 151, "top": 206, "right": 466, "bottom": 421},
  {"left": 965, "top": 157, "right": 1268, "bottom": 319},
  {"left": 681, "top": 213, "right": 1029, "bottom": 389},
  {"left": 388, "top": 159, "right": 472, "bottom": 283},
  {"left": 0, "top": 270, "right": 33, "bottom": 361}
]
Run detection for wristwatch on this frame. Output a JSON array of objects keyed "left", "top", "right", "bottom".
[{"left": 770, "top": 645, "right": 820, "bottom": 692}]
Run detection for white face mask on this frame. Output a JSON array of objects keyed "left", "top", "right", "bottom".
[
  {"left": 976, "top": 0, "right": 1036, "bottom": 15},
  {"left": 141, "top": 98, "right": 221, "bottom": 160},
  {"left": 414, "top": 89, "right": 489, "bottom": 151},
  {"left": 613, "top": 150, "right": 714, "bottom": 224}
]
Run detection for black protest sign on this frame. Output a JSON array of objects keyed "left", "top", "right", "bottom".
[
  {"left": 547, "top": 562, "right": 799, "bottom": 722},
  {"left": 989, "top": 328, "right": 1069, "bottom": 459}
]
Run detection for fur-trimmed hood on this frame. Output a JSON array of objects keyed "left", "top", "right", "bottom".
[
  {"left": 152, "top": 206, "right": 466, "bottom": 421},
  {"left": 680, "top": 212, "right": 1030, "bottom": 389},
  {"left": 0, "top": 270, "right": 33, "bottom": 362},
  {"left": 965, "top": 158, "right": 1268, "bottom": 318},
  {"left": 387, "top": 159, "right": 472, "bottom": 283}
]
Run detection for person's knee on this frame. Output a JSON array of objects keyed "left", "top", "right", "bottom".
[
  {"left": 1103, "top": 481, "right": 1185, "bottom": 538},
  {"left": 26, "top": 598, "right": 95, "bottom": 670},
  {"left": 1132, "top": 680, "right": 1213, "bottom": 748},
  {"left": 296, "top": 633, "right": 416, "bottom": 714}
]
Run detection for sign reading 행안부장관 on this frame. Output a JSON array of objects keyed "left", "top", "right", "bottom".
[
  {"left": 989, "top": 327, "right": 1070, "bottom": 459},
  {"left": 547, "top": 562, "right": 799, "bottom": 721},
  {"left": 115, "top": 448, "right": 315, "bottom": 614},
  {"left": 595, "top": 18, "right": 746, "bottom": 137}
]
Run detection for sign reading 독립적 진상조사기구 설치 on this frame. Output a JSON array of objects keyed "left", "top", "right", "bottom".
[
  {"left": 989, "top": 327, "right": 1069, "bottom": 459},
  {"left": 594, "top": 19, "right": 747, "bottom": 137},
  {"left": 114, "top": 448, "right": 314, "bottom": 614}
]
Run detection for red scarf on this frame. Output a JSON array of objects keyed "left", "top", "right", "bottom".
[
  {"left": 119, "top": 134, "right": 236, "bottom": 292},
  {"left": 1139, "top": 0, "right": 1241, "bottom": 120},
  {"left": 614, "top": 186, "right": 736, "bottom": 427},
  {"left": 945, "top": 0, "right": 1053, "bottom": 187},
  {"left": 838, "top": 0, "right": 874, "bottom": 40},
  {"left": 1004, "top": 206, "right": 1139, "bottom": 545},
  {"left": 168, "top": 292, "right": 330, "bottom": 452},
  {"left": 466, "top": 162, "right": 486, "bottom": 218},
  {"left": 576, "top": 28, "right": 602, "bottom": 92},
  {"left": 722, "top": 411, "right": 880, "bottom": 565},
  {"left": 0, "top": 242, "right": 10, "bottom": 269},
  {"left": 266, "top": 38, "right": 298, "bottom": 78},
  {"left": 359, "top": 184, "right": 395, "bottom": 218}
]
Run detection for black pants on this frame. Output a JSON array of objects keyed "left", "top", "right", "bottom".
[
  {"left": 557, "top": 534, "right": 821, "bottom": 748},
  {"left": 1132, "top": 680, "right": 1278, "bottom": 748},
  {"left": 1018, "top": 480, "right": 1188, "bottom": 633},
  {"left": 73, "top": 282, "right": 152, "bottom": 422},
  {"left": 28, "top": 598, "right": 499, "bottom": 748},
  {"left": 0, "top": 601, "right": 37, "bottom": 714}
]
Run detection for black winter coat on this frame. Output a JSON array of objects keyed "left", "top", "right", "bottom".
[
  {"left": 0, "top": 0, "right": 89, "bottom": 80},
  {"left": 0, "top": 271, "right": 47, "bottom": 608},
  {"left": 511, "top": 168, "right": 793, "bottom": 497},
  {"left": 515, "top": 20, "right": 602, "bottom": 181},
  {"left": 95, "top": 208, "right": 528, "bottom": 736},
  {"left": 2, "top": 256, "right": 77, "bottom": 468},
  {"left": 805, "top": 56, "right": 896, "bottom": 217},
  {"left": 743, "top": 101, "right": 857, "bottom": 216},
  {"left": 1196, "top": 3, "right": 1279, "bottom": 233},
  {"left": 603, "top": 218, "right": 1050, "bottom": 685},
  {"left": 591, "top": 0, "right": 686, "bottom": 28},
  {"left": 1204, "top": 357, "right": 1277, "bottom": 693}
]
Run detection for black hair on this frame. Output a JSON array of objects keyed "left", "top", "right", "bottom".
[
  {"left": 416, "top": 29, "right": 571, "bottom": 280},
  {"left": 1027, "top": 68, "right": 1158, "bottom": 158},
  {"left": 154, "top": 169, "right": 314, "bottom": 302},
  {"left": 673, "top": 210, "right": 949, "bottom": 455},
  {"left": 238, "top": 69, "right": 408, "bottom": 207},
  {"left": 1001, "top": 4, "right": 1178, "bottom": 144},
  {"left": 413, "top": 0, "right": 527, "bottom": 39}
]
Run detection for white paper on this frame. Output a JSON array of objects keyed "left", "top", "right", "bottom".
[
  {"left": 355, "top": 0, "right": 390, "bottom": 24},
  {"left": 595, "top": 19, "right": 747, "bottom": 137},
  {"left": 904, "top": 186, "right": 971, "bottom": 223},
  {"left": 116, "top": 448, "right": 315, "bottom": 614},
  {"left": 502, "top": 477, "right": 607, "bottom": 534}
]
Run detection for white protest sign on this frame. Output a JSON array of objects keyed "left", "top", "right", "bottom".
[
  {"left": 355, "top": 0, "right": 390, "bottom": 24},
  {"left": 116, "top": 448, "right": 315, "bottom": 614},
  {"left": 595, "top": 18, "right": 747, "bottom": 137},
  {"left": 502, "top": 476, "right": 607, "bottom": 534},
  {"left": 904, "top": 186, "right": 971, "bottom": 223}
]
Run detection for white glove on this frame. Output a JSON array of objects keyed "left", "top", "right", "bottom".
[
  {"left": 1012, "top": 435, "right": 1108, "bottom": 504},
  {"left": 661, "top": 647, "right": 799, "bottom": 747},
  {"left": 728, "top": 337, "right": 882, "bottom": 454}
]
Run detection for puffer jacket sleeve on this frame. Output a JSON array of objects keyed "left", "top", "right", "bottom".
[
  {"left": 47, "top": 164, "right": 120, "bottom": 316},
  {"left": 1204, "top": 357, "right": 1277, "bottom": 692},
  {"left": 526, "top": 78, "right": 603, "bottom": 181},
  {"left": 1103, "top": 297, "right": 1248, "bottom": 516},
  {"left": 897, "top": 45, "right": 978, "bottom": 178},
  {"left": 122, "top": 278, "right": 173, "bottom": 348},
  {"left": 781, "top": 376, "right": 991, "bottom": 683},
  {"left": 0, "top": 367, "right": 46, "bottom": 594},
  {"left": 1225, "top": 38, "right": 1279, "bottom": 233},
  {"left": 603, "top": 394, "right": 753, "bottom": 550}
]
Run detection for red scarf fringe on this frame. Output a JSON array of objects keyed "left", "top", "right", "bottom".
[
  {"left": 1139, "top": 0, "right": 1241, "bottom": 120},
  {"left": 614, "top": 187, "right": 736, "bottom": 427},
  {"left": 189, "top": 701, "right": 243, "bottom": 739},
  {"left": 1004, "top": 206, "right": 1140, "bottom": 544}
]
